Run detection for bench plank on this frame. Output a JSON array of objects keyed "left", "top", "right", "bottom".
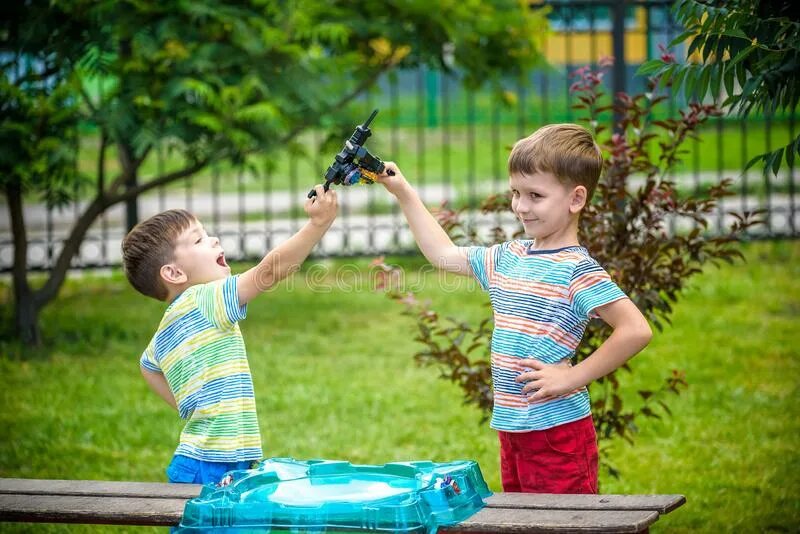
[
  {"left": 0, "top": 480, "right": 685, "bottom": 515},
  {"left": 0, "top": 495, "right": 185, "bottom": 526},
  {"left": 0, "top": 479, "right": 685, "bottom": 515},
  {"left": 445, "top": 508, "right": 659, "bottom": 533},
  {"left": 0, "top": 478, "right": 202, "bottom": 499},
  {"left": 0, "top": 479, "right": 682, "bottom": 533},
  {"left": 0, "top": 494, "right": 659, "bottom": 532},
  {"left": 487, "top": 493, "right": 686, "bottom": 514}
]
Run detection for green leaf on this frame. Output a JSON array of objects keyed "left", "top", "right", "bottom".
[
  {"left": 684, "top": 66, "right": 698, "bottom": 99},
  {"left": 724, "top": 42, "right": 759, "bottom": 80},
  {"left": 636, "top": 60, "right": 666, "bottom": 77},
  {"left": 192, "top": 113, "right": 225, "bottom": 132},
  {"left": 788, "top": 135, "right": 800, "bottom": 168},
  {"left": 740, "top": 150, "right": 761, "bottom": 169},
  {"left": 234, "top": 102, "right": 279, "bottom": 124},
  {"left": 724, "top": 68, "right": 735, "bottom": 98},
  {"left": 658, "top": 64, "right": 677, "bottom": 90},
  {"left": 711, "top": 63, "right": 723, "bottom": 100},
  {"left": 760, "top": 149, "right": 778, "bottom": 177},
  {"left": 687, "top": 35, "right": 704, "bottom": 58},
  {"left": 739, "top": 76, "right": 761, "bottom": 111},
  {"left": 771, "top": 147, "right": 785, "bottom": 176},
  {"left": 698, "top": 65, "right": 712, "bottom": 101},
  {"left": 673, "top": 65, "right": 688, "bottom": 94},
  {"left": 669, "top": 29, "right": 697, "bottom": 48},
  {"left": 721, "top": 28, "right": 748, "bottom": 40}
]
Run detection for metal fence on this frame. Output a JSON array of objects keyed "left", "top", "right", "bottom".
[{"left": 2, "top": 0, "right": 797, "bottom": 273}]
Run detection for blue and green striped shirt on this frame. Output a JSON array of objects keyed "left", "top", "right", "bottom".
[{"left": 140, "top": 275, "right": 262, "bottom": 462}]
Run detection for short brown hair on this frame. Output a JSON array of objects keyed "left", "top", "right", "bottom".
[
  {"left": 508, "top": 123, "right": 603, "bottom": 200},
  {"left": 121, "top": 209, "right": 196, "bottom": 301}
]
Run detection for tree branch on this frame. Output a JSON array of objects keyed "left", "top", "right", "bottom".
[
  {"left": 14, "top": 64, "right": 61, "bottom": 86},
  {"left": 105, "top": 158, "right": 212, "bottom": 206},
  {"left": 116, "top": 141, "right": 142, "bottom": 181},
  {"left": 33, "top": 157, "right": 210, "bottom": 306},
  {"left": 134, "top": 145, "right": 153, "bottom": 171},
  {"left": 78, "top": 84, "right": 98, "bottom": 116},
  {"left": 107, "top": 142, "right": 152, "bottom": 197},
  {"left": 97, "top": 131, "right": 107, "bottom": 194},
  {"left": 278, "top": 59, "right": 397, "bottom": 145},
  {"left": 33, "top": 196, "right": 104, "bottom": 306}
]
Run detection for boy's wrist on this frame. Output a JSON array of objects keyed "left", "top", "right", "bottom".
[
  {"left": 393, "top": 181, "right": 416, "bottom": 201},
  {"left": 568, "top": 364, "right": 592, "bottom": 390},
  {"left": 308, "top": 218, "right": 334, "bottom": 230}
]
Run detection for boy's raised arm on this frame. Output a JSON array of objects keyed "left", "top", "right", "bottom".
[
  {"left": 237, "top": 185, "right": 338, "bottom": 305},
  {"left": 377, "top": 162, "right": 471, "bottom": 275}
]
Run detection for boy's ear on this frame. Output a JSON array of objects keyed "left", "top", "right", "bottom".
[
  {"left": 160, "top": 263, "right": 187, "bottom": 286},
  {"left": 569, "top": 185, "right": 588, "bottom": 213}
]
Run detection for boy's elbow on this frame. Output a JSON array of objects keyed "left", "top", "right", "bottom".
[
  {"left": 432, "top": 246, "right": 467, "bottom": 273},
  {"left": 621, "top": 316, "right": 652, "bottom": 352},
  {"left": 637, "top": 321, "right": 653, "bottom": 348}
]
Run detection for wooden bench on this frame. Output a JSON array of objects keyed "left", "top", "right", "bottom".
[{"left": 0, "top": 478, "right": 685, "bottom": 532}]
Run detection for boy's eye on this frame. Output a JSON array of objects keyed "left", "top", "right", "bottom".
[{"left": 195, "top": 237, "right": 202, "bottom": 244}]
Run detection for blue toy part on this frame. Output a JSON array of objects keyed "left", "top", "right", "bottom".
[
  {"left": 343, "top": 167, "right": 363, "bottom": 186},
  {"left": 341, "top": 166, "right": 378, "bottom": 187},
  {"left": 175, "top": 458, "right": 491, "bottom": 533}
]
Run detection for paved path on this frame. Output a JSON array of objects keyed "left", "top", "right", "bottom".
[
  {"left": 1, "top": 174, "right": 796, "bottom": 270},
  {"left": 3, "top": 170, "right": 797, "bottom": 232}
]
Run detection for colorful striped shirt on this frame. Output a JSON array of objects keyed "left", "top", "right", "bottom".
[
  {"left": 467, "top": 241, "right": 627, "bottom": 432},
  {"left": 140, "top": 275, "right": 262, "bottom": 462}
]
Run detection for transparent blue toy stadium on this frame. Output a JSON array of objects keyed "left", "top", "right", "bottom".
[{"left": 175, "top": 458, "right": 492, "bottom": 533}]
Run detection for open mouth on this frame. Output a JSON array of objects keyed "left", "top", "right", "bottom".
[{"left": 216, "top": 252, "right": 228, "bottom": 268}]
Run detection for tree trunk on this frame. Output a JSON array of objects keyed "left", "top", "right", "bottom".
[
  {"left": 119, "top": 142, "right": 139, "bottom": 232},
  {"left": 15, "top": 292, "right": 42, "bottom": 346},
  {"left": 5, "top": 181, "right": 42, "bottom": 345}
]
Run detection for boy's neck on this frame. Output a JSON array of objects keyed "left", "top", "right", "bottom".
[
  {"left": 165, "top": 282, "right": 192, "bottom": 304},
  {"left": 528, "top": 221, "right": 580, "bottom": 251}
]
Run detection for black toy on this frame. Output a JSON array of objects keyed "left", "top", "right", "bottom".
[{"left": 307, "top": 109, "right": 392, "bottom": 198}]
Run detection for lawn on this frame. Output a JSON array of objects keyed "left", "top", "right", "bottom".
[{"left": 0, "top": 240, "right": 798, "bottom": 532}]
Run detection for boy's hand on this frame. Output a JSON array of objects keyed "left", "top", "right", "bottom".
[
  {"left": 305, "top": 185, "right": 338, "bottom": 227},
  {"left": 516, "top": 359, "right": 578, "bottom": 403},
  {"left": 376, "top": 162, "right": 411, "bottom": 197}
]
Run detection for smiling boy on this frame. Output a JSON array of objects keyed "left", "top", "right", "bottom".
[{"left": 376, "top": 124, "right": 652, "bottom": 493}]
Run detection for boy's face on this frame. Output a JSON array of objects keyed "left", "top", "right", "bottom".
[
  {"left": 167, "top": 219, "right": 230, "bottom": 286},
  {"left": 509, "top": 171, "right": 585, "bottom": 242}
]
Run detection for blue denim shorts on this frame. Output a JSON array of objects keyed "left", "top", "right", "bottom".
[{"left": 166, "top": 454, "right": 256, "bottom": 485}]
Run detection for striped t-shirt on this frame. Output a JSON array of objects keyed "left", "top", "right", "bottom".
[
  {"left": 140, "top": 275, "right": 262, "bottom": 462},
  {"left": 467, "top": 241, "right": 627, "bottom": 432}
]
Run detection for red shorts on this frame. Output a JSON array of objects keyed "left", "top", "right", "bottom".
[{"left": 498, "top": 415, "right": 598, "bottom": 494}]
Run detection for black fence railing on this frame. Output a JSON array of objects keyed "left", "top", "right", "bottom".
[{"left": 1, "top": 0, "right": 797, "bottom": 273}]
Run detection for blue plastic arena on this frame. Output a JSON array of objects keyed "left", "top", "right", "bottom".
[{"left": 175, "top": 458, "right": 491, "bottom": 533}]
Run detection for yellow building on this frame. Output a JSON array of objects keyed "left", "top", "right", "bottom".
[{"left": 534, "top": 3, "right": 673, "bottom": 65}]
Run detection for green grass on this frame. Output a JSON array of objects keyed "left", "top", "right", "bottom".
[{"left": 1, "top": 241, "right": 798, "bottom": 532}]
